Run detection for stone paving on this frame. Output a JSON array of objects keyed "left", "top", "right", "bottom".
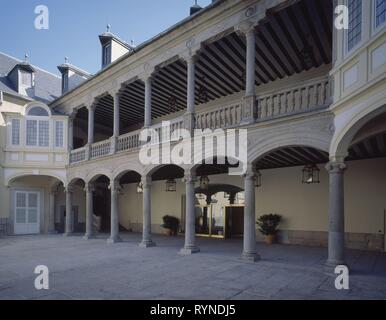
[{"left": 0, "top": 233, "right": 386, "bottom": 300}]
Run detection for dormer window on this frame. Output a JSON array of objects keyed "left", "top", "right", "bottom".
[
  {"left": 375, "top": 0, "right": 386, "bottom": 28},
  {"left": 21, "top": 70, "right": 32, "bottom": 87},
  {"left": 102, "top": 43, "right": 112, "bottom": 67}
]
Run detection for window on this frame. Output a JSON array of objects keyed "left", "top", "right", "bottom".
[
  {"left": 11, "top": 119, "right": 20, "bottom": 145},
  {"left": 26, "top": 119, "right": 49, "bottom": 147},
  {"left": 375, "top": 0, "right": 386, "bottom": 28},
  {"left": 55, "top": 121, "right": 64, "bottom": 148},
  {"left": 27, "top": 106, "right": 49, "bottom": 117},
  {"left": 347, "top": 0, "right": 362, "bottom": 52},
  {"left": 21, "top": 71, "right": 32, "bottom": 87},
  {"left": 102, "top": 43, "right": 111, "bottom": 66}
]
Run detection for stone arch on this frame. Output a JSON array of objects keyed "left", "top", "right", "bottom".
[
  {"left": 6, "top": 171, "right": 66, "bottom": 187},
  {"left": 85, "top": 168, "right": 113, "bottom": 184},
  {"left": 330, "top": 103, "right": 386, "bottom": 159},
  {"left": 23, "top": 101, "right": 51, "bottom": 117},
  {"left": 112, "top": 163, "right": 144, "bottom": 181},
  {"left": 249, "top": 133, "right": 331, "bottom": 165},
  {"left": 143, "top": 163, "right": 188, "bottom": 178}
]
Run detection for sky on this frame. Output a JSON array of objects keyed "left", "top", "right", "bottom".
[{"left": 0, "top": 0, "right": 212, "bottom": 76}]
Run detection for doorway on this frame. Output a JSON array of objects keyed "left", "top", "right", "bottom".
[{"left": 14, "top": 191, "right": 40, "bottom": 235}]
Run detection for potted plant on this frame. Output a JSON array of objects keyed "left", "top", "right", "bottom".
[
  {"left": 256, "top": 214, "right": 282, "bottom": 244},
  {"left": 162, "top": 215, "right": 179, "bottom": 236}
]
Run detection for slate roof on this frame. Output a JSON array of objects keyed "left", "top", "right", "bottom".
[{"left": 0, "top": 52, "right": 61, "bottom": 104}]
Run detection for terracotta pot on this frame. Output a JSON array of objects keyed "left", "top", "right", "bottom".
[
  {"left": 164, "top": 228, "right": 173, "bottom": 236},
  {"left": 265, "top": 234, "right": 275, "bottom": 244}
]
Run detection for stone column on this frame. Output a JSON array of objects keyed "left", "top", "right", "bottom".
[
  {"left": 325, "top": 161, "right": 347, "bottom": 271},
  {"left": 184, "top": 55, "right": 197, "bottom": 134},
  {"left": 108, "top": 180, "right": 122, "bottom": 244},
  {"left": 84, "top": 182, "right": 95, "bottom": 240},
  {"left": 64, "top": 186, "right": 73, "bottom": 236},
  {"left": 48, "top": 191, "right": 57, "bottom": 233},
  {"left": 144, "top": 76, "right": 152, "bottom": 128},
  {"left": 240, "top": 23, "right": 257, "bottom": 124},
  {"left": 87, "top": 105, "right": 95, "bottom": 145},
  {"left": 242, "top": 168, "right": 260, "bottom": 262},
  {"left": 139, "top": 176, "right": 156, "bottom": 247},
  {"left": 111, "top": 91, "right": 120, "bottom": 153},
  {"left": 180, "top": 172, "right": 200, "bottom": 254}
]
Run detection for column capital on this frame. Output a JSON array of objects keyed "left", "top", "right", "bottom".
[
  {"left": 65, "top": 185, "right": 74, "bottom": 194},
  {"left": 109, "top": 180, "right": 121, "bottom": 192},
  {"left": 68, "top": 109, "right": 78, "bottom": 121},
  {"left": 110, "top": 89, "right": 122, "bottom": 99},
  {"left": 180, "top": 52, "right": 199, "bottom": 64},
  {"left": 84, "top": 182, "right": 95, "bottom": 193},
  {"left": 235, "top": 20, "right": 257, "bottom": 37},
  {"left": 325, "top": 161, "right": 347, "bottom": 174},
  {"left": 183, "top": 172, "right": 197, "bottom": 184},
  {"left": 141, "top": 176, "right": 152, "bottom": 188},
  {"left": 87, "top": 104, "right": 96, "bottom": 112},
  {"left": 242, "top": 164, "right": 257, "bottom": 179}
]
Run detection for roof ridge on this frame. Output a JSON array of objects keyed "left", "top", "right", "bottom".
[{"left": 0, "top": 51, "right": 61, "bottom": 79}]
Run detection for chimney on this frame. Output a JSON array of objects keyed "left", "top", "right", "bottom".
[
  {"left": 57, "top": 57, "right": 91, "bottom": 94},
  {"left": 99, "top": 25, "right": 134, "bottom": 69},
  {"left": 190, "top": 1, "right": 203, "bottom": 15}
]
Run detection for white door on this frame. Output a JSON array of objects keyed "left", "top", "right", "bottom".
[{"left": 14, "top": 191, "right": 40, "bottom": 235}]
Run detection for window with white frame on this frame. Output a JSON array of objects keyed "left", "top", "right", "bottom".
[
  {"left": 375, "top": 0, "right": 386, "bottom": 28},
  {"left": 11, "top": 119, "right": 20, "bottom": 145},
  {"left": 102, "top": 43, "right": 111, "bottom": 67},
  {"left": 55, "top": 120, "right": 64, "bottom": 148},
  {"left": 21, "top": 71, "right": 32, "bottom": 87},
  {"left": 347, "top": 0, "right": 362, "bottom": 52},
  {"left": 25, "top": 106, "right": 50, "bottom": 147}
]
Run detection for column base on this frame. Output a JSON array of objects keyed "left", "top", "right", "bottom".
[
  {"left": 83, "top": 234, "right": 95, "bottom": 240},
  {"left": 107, "top": 236, "right": 122, "bottom": 244},
  {"left": 324, "top": 260, "right": 350, "bottom": 274},
  {"left": 241, "top": 251, "right": 260, "bottom": 262},
  {"left": 63, "top": 232, "right": 73, "bottom": 237},
  {"left": 139, "top": 240, "right": 156, "bottom": 248},
  {"left": 179, "top": 246, "right": 200, "bottom": 255}
]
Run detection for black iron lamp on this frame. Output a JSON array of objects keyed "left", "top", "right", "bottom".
[
  {"left": 136, "top": 182, "right": 143, "bottom": 194},
  {"left": 165, "top": 178, "right": 177, "bottom": 192},
  {"left": 199, "top": 175, "right": 210, "bottom": 190},
  {"left": 302, "top": 164, "right": 320, "bottom": 184},
  {"left": 255, "top": 170, "right": 262, "bottom": 188}
]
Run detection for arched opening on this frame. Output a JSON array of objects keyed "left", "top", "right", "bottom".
[
  {"left": 7, "top": 175, "right": 65, "bottom": 235},
  {"left": 193, "top": 157, "right": 243, "bottom": 239},
  {"left": 115, "top": 170, "right": 142, "bottom": 233},
  {"left": 73, "top": 106, "right": 88, "bottom": 149},
  {"left": 63, "top": 178, "right": 86, "bottom": 234},
  {"left": 338, "top": 110, "right": 386, "bottom": 253},
  {"left": 90, "top": 175, "right": 111, "bottom": 233},
  {"left": 93, "top": 94, "right": 114, "bottom": 142},
  {"left": 253, "top": 145, "right": 329, "bottom": 245}
]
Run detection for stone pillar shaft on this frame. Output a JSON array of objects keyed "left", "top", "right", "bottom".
[
  {"left": 87, "top": 106, "right": 95, "bottom": 145},
  {"left": 84, "top": 183, "right": 95, "bottom": 240},
  {"left": 113, "top": 92, "right": 120, "bottom": 137},
  {"left": 245, "top": 28, "right": 256, "bottom": 97},
  {"left": 144, "top": 77, "right": 152, "bottom": 128},
  {"left": 48, "top": 191, "right": 56, "bottom": 233},
  {"left": 180, "top": 173, "right": 200, "bottom": 254},
  {"left": 187, "top": 57, "right": 196, "bottom": 114},
  {"left": 242, "top": 170, "right": 259, "bottom": 262},
  {"left": 64, "top": 187, "right": 73, "bottom": 236},
  {"left": 140, "top": 177, "right": 156, "bottom": 247},
  {"left": 108, "top": 180, "right": 121, "bottom": 243},
  {"left": 326, "top": 162, "right": 347, "bottom": 269}
]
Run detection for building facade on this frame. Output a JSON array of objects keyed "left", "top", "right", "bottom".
[{"left": 1, "top": 0, "right": 386, "bottom": 271}]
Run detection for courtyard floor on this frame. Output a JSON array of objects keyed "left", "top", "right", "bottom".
[{"left": 0, "top": 233, "right": 386, "bottom": 300}]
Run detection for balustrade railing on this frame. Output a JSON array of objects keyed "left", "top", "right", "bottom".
[
  {"left": 117, "top": 130, "right": 140, "bottom": 152},
  {"left": 195, "top": 102, "right": 242, "bottom": 130},
  {"left": 90, "top": 140, "right": 111, "bottom": 159},
  {"left": 70, "top": 147, "right": 86, "bottom": 164},
  {"left": 257, "top": 77, "right": 331, "bottom": 120}
]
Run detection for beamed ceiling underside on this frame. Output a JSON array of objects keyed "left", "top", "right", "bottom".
[{"left": 76, "top": 0, "right": 332, "bottom": 128}]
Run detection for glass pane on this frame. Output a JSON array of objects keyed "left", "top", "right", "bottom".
[
  {"left": 376, "top": 0, "right": 386, "bottom": 27},
  {"left": 26, "top": 120, "right": 37, "bottom": 146},
  {"left": 28, "top": 193, "right": 38, "bottom": 208},
  {"left": 28, "top": 209, "right": 38, "bottom": 223},
  {"left": 12, "top": 119, "right": 20, "bottom": 145},
  {"left": 195, "top": 206, "right": 210, "bottom": 235},
  {"left": 16, "top": 193, "right": 26, "bottom": 207},
  {"left": 347, "top": 0, "right": 362, "bottom": 51},
  {"left": 211, "top": 205, "right": 225, "bottom": 237},
  {"left": 16, "top": 208, "right": 26, "bottom": 223},
  {"left": 38, "top": 120, "right": 49, "bottom": 147},
  {"left": 28, "top": 106, "right": 49, "bottom": 117},
  {"left": 55, "top": 121, "right": 64, "bottom": 147}
]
